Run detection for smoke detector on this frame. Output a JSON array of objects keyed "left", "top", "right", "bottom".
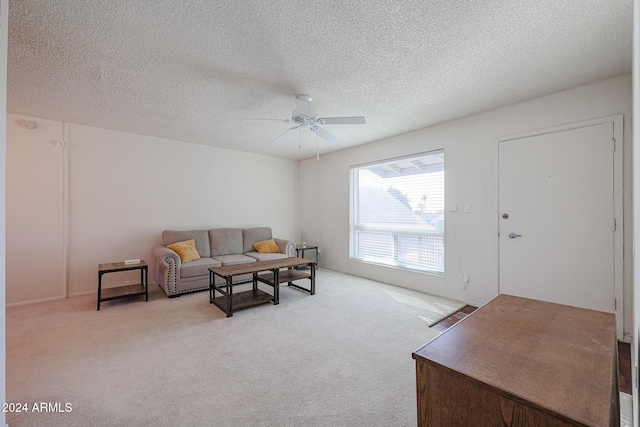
[{"left": 17, "top": 119, "right": 37, "bottom": 129}]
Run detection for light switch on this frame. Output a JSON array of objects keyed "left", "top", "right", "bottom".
[{"left": 449, "top": 203, "right": 458, "bottom": 212}]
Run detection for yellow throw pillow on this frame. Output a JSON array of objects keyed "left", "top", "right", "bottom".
[
  {"left": 253, "top": 238, "right": 280, "bottom": 254},
  {"left": 167, "top": 239, "right": 201, "bottom": 263}
]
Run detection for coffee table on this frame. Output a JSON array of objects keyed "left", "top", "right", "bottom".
[{"left": 209, "top": 257, "right": 315, "bottom": 317}]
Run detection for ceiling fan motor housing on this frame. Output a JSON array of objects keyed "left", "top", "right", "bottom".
[{"left": 292, "top": 109, "right": 318, "bottom": 127}]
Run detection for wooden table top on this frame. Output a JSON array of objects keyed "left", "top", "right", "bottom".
[
  {"left": 296, "top": 244, "right": 318, "bottom": 250},
  {"left": 412, "top": 294, "right": 617, "bottom": 427},
  {"left": 98, "top": 260, "right": 148, "bottom": 272},
  {"left": 209, "top": 257, "right": 312, "bottom": 277}
]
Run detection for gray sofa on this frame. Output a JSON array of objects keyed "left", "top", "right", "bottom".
[{"left": 153, "top": 227, "right": 295, "bottom": 297}]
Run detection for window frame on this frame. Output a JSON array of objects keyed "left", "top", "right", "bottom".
[{"left": 348, "top": 150, "right": 445, "bottom": 275}]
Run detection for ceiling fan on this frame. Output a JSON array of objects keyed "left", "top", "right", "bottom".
[{"left": 247, "top": 94, "right": 365, "bottom": 143}]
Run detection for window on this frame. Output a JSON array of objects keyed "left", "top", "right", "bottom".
[{"left": 349, "top": 150, "right": 445, "bottom": 274}]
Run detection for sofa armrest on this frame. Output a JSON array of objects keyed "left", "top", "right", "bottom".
[
  {"left": 153, "top": 246, "right": 181, "bottom": 296},
  {"left": 274, "top": 238, "right": 296, "bottom": 258}
]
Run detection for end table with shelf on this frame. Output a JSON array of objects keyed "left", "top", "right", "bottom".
[
  {"left": 295, "top": 244, "right": 319, "bottom": 268},
  {"left": 97, "top": 260, "right": 148, "bottom": 310}
]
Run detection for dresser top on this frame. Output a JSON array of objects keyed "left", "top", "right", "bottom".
[{"left": 413, "top": 294, "right": 617, "bottom": 426}]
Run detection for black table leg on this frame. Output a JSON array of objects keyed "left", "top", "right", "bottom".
[
  {"left": 310, "top": 262, "right": 316, "bottom": 295},
  {"left": 97, "top": 272, "right": 103, "bottom": 311},
  {"left": 226, "top": 276, "right": 233, "bottom": 317},
  {"left": 273, "top": 269, "right": 280, "bottom": 305}
]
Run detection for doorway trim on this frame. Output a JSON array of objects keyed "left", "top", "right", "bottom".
[{"left": 493, "top": 114, "right": 624, "bottom": 339}]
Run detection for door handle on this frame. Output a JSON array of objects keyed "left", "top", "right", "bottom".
[{"left": 508, "top": 232, "right": 522, "bottom": 239}]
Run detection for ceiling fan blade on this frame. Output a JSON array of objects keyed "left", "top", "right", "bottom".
[
  {"left": 318, "top": 116, "right": 366, "bottom": 125},
  {"left": 295, "top": 94, "right": 313, "bottom": 117},
  {"left": 273, "top": 127, "right": 299, "bottom": 143},
  {"left": 242, "top": 118, "right": 289, "bottom": 122},
  {"left": 311, "top": 126, "right": 338, "bottom": 143}
]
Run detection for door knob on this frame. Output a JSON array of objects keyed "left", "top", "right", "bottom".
[{"left": 508, "top": 232, "right": 522, "bottom": 239}]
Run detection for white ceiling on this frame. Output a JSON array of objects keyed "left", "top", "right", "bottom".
[{"left": 7, "top": 1, "right": 633, "bottom": 160}]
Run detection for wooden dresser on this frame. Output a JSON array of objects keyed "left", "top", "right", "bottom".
[{"left": 412, "top": 294, "right": 619, "bottom": 427}]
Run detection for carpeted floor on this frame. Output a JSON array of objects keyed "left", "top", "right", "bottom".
[{"left": 6, "top": 269, "right": 464, "bottom": 427}]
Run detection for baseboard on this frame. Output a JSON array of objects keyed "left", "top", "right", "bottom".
[
  {"left": 326, "top": 266, "right": 481, "bottom": 308},
  {"left": 7, "top": 282, "right": 160, "bottom": 306},
  {"left": 66, "top": 290, "right": 96, "bottom": 298},
  {"left": 6, "top": 295, "right": 66, "bottom": 307}
]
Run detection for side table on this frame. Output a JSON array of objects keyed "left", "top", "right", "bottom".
[
  {"left": 97, "top": 260, "right": 148, "bottom": 310},
  {"left": 295, "top": 244, "right": 319, "bottom": 268}
]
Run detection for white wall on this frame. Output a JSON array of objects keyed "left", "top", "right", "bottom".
[
  {"left": 300, "top": 74, "right": 633, "bottom": 335},
  {"left": 6, "top": 121, "right": 300, "bottom": 302},
  {"left": 6, "top": 116, "right": 65, "bottom": 304},
  {"left": 1, "top": 1, "right": 8, "bottom": 424},
  {"left": 632, "top": 0, "right": 639, "bottom": 422}
]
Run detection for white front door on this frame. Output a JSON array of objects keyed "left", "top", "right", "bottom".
[{"left": 498, "top": 122, "right": 616, "bottom": 315}]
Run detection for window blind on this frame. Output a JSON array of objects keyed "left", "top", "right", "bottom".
[{"left": 349, "top": 150, "right": 445, "bottom": 274}]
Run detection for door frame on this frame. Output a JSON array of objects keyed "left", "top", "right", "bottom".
[{"left": 493, "top": 115, "right": 624, "bottom": 339}]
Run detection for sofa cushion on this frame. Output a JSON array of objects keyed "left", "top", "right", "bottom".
[
  {"left": 209, "top": 228, "right": 243, "bottom": 256},
  {"left": 245, "top": 251, "right": 288, "bottom": 262},
  {"left": 162, "top": 230, "right": 211, "bottom": 258},
  {"left": 180, "top": 257, "right": 222, "bottom": 278},
  {"left": 253, "top": 238, "right": 281, "bottom": 254},
  {"left": 212, "top": 254, "right": 257, "bottom": 266},
  {"left": 243, "top": 227, "right": 272, "bottom": 253},
  {"left": 167, "top": 239, "right": 201, "bottom": 263}
]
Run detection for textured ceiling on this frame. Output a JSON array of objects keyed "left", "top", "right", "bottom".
[{"left": 8, "top": 1, "right": 633, "bottom": 160}]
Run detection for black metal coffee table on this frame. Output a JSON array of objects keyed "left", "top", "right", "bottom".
[{"left": 209, "top": 257, "right": 315, "bottom": 317}]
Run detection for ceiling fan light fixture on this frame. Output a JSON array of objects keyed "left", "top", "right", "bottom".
[{"left": 249, "top": 94, "right": 365, "bottom": 144}]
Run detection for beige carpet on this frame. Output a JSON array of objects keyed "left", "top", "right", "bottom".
[{"left": 6, "top": 269, "right": 464, "bottom": 427}]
